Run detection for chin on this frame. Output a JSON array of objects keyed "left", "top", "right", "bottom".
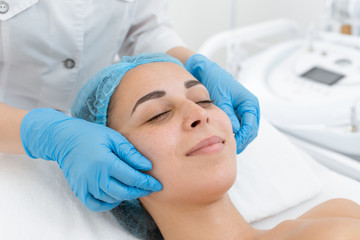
[
  {"left": 186, "top": 140, "right": 237, "bottom": 202},
  {"left": 184, "top": 154, "right": 238, "bottom": 205},
  {"left": 205, "top": 163, "right": 237, "bottom": 200}
]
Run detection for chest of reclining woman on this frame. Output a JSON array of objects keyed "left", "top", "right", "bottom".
[{"left": 71, "top": 53, "right": 360, "bottom": 240}]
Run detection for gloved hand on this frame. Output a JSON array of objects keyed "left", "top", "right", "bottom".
[
  {"left": 185, "top": 54, "right": 260, "bottom": 154},
  {"left": 20, "top": 108, "right": 162, "bottom": 212}
]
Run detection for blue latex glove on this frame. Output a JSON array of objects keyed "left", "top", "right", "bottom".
[
  {"left": 21, "top": 108, "right": 162, "bottom": 212},
  {"left": 185, "top": 54, "right": 260, "bottom": 154}
]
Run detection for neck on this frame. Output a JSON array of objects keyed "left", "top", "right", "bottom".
[{"left": 143, "top": 194, "right": 260, "bottom": 240}]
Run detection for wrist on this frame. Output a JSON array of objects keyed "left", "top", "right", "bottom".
[
  {"left": 166, "top": 46, "right": 195, "bottom": 65},
  {"left": 184, "top": 53, "right": 206, "bottom": 71},
  {"left": 21, "top": 108, "right": 70, "bottom": 160}
]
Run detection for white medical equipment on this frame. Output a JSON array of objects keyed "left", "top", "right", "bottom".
[
  {"left": 1, "top": 118, "right": 360, "bottom": 239},
  {"left": 199, "top": 18, "right": 360, "bottom": 178}
]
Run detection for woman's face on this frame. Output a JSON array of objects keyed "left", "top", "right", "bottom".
[{"left": 108, "top": 62, "right": 237, "bottom": 206}]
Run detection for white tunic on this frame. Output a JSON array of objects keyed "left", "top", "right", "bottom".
[{"left": 0, "top": 0, "right": 185, "bottom": 113}]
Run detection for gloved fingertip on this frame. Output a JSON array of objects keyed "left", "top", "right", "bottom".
[
  {"left": 146, "top": 177, "right": 163, "bottom": 192},
  {"left": 153, "top": 181, "right": 163, "bottom": 192},
  {"left": 236, "top": 148, "right": 242, "bottom": 155},
  {"left": 235, "top": 126, "right": 256, "bottom": 154},
  {"left": 136, "top": 157, "right": 153, "bottom": 171},
  {"left": 234, "top": 133, "right": 246, "bottom": 154},
  {"left": 236, "top": 144, "right": 246, "bottom": 154}
]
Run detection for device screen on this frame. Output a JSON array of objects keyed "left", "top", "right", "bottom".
[{"left": 300, "top": 67, "right": 345, "bottom": 85}]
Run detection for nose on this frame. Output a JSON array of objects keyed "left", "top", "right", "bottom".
[{"left": 182, "top": 101, "right": 209, "bottom": 131}]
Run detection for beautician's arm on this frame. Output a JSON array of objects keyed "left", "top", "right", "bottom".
[
  {"left": 167, "top": 46, "right": 194, "bottom": 64},
  {"left": 0, "top": 102, "right": 27, "bottom": 154}
]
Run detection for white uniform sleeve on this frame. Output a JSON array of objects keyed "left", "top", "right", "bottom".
[{"left": 119, "top": 0, "right": 187, "bottom": 56}]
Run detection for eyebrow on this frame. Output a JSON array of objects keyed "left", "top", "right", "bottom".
[
  {"left": 131, "top": 79, "right": 203, "bottom": 115},
  {"left": 184, "top": 79, "right": 202, "bottom": 89},
  {"left": 131, "top": 90, "right": 166, "bottom": 115}
]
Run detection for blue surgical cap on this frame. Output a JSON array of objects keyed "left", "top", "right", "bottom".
[{"left": 71, "top": 53, "right": 184, "bottom": 125}]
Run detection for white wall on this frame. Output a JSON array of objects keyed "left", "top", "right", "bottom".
[{"left": 168, "top": 0, "right": 328, "bottom": 51}]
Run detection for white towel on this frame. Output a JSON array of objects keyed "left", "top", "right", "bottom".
[
  {"left": 229, "top": 119, "right": 322, "bottom": 223},
  {"left": 0, "top": 154, "right": 136, "bottom": 240}
]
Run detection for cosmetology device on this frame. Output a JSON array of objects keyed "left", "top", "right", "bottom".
[
  {"left": 237, "top": 0, "right": 360, "bottom": 160},
  {"left": 240, "top": 36, "right": 360, "bottom": 160}
]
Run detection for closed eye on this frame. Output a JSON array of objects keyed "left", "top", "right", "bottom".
[
  {"left": 147, "top": 110, "right": 171, "bottom": 123},
  {"left": 146, "top": 100, "right": 213, "bottom": 123},
  {"left": 196, "top": 100, "right": 214, "bottom": 107}
]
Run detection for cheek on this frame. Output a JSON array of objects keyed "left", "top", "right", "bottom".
[
  {"left": 212, "top": 108, "right": 235, "bottom": 143},
  {"left": 125, "top": 125, "right": 180, "bottom": 182},
  {"left": 220, "top": 111, "right": 233, "bottom": 132}
]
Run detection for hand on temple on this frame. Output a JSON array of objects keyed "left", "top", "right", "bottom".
[
  {"left": 185, "top": 54, "right": 260, "bottom": 154},
  {"left": 20, "top": 108, "right": 162, "bottom": 212}
]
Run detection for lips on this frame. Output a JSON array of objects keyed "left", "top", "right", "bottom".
[{"left": 186, "top": 136, "right": 225, "bottom": 157}]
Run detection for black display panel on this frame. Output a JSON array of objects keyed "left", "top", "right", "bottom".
[{"left": 300, "top": 67, "right": 345, "bottom": 85}]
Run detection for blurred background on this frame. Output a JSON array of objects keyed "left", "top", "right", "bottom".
[{"left": 169, "top": 0, "right": 328, "bottom": 50}]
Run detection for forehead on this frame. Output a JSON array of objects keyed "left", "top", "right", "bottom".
[
  {"left": 124, "top": 62, "right": 190, "bottom": 87},
  {"left": 114, "top": 62, "right": 194, "bottom": 104}
]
